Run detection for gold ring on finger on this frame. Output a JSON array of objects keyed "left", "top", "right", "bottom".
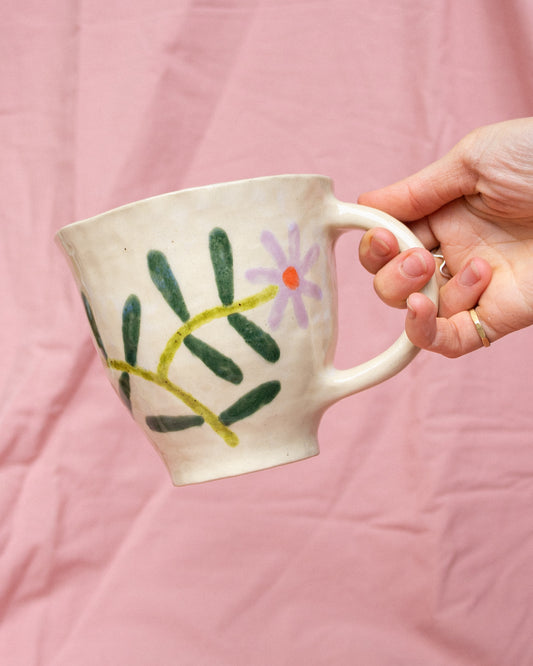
[{"left": 469, "top": 308, "right": 491, "bottom": 347}]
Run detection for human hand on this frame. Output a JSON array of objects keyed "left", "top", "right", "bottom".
[{"left": 358, "top": 117, "right": 533, "bottom": 357}]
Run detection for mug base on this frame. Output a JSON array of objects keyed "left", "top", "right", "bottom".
[{"left": 166, "top": 445, "right": 320, "bottom": 486}]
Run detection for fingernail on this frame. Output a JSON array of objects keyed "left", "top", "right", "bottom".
[
  {"left": 458, "top": 259, "right": 481, "bottom": 287},
  {"left": 370, "top": 233, "right": 391, "bottom": 256},
  {"left": 401, "top": 252, "right": 428, "bottom": 278}
]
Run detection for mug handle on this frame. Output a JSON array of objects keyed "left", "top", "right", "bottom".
[{"left": 321, "top": 198, "right": 439, "bottom": 405}]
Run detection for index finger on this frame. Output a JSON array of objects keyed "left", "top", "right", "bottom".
[{"left": 358, "top": 145, "right": 477, "bottom": 221}]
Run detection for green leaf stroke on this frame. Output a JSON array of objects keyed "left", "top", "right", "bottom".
[
  {"left": 148, "top": 250, "right": 190, "bottom": 321},
  {"left": 122, "top": 294, "right": 141, "bottom": 366},
  {"left": 183, "top": 336, "right": 243, "bottom": 384},
  {"left": 118, "top": 371, "right": 132, "bottom": 411},
  {"left": 81, "top": 292, "right": 107, "bottom": 360},
  {"left": 146, "top": 414, "right": 205, "bottom": 432},
  {"left": 209, "top": 227, "right": 234, "bottom": 306},
  {"left": 228, "top": 313, "right": 280, "bottom": 362},
  {"left": 219, "top": 380, "right": 281, "bottom": 426}
]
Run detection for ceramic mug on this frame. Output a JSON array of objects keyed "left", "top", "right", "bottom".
[{"left": 56, "top": 175, "right": 438, "bottom": 485}]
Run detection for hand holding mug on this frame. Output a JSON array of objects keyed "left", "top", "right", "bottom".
[{"left": 358, "top": 118, "right": 533, "bottom": 357}]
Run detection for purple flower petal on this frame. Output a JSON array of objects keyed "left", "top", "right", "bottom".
[
  {"left": 245, "top": 267, "right": 282, "bottom": 284},
  {"left": 288, "top": 222, "right": 300, "bottom": 265},
  {"left": 300, "top": 243, "right": 320, "bottom": 274},
  {"left": 290, "top": 291, "right": 309, "bottom": 329},
  {"left": 261, "top": 230, "right": 287, "bottom": 269},
  {"left": 268, "top": 288, "right": 290, "bottom": 329},
  {"left": 299, "top": 278, "right": 322, "bottom": 300}
]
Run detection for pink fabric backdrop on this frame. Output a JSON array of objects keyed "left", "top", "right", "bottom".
[{"left": 2, "top": 1, "right": 533, "bottom": 664}]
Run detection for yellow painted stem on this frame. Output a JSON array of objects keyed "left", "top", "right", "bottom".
[
  {"left": 108, "top": 360, "right": 239, "bottom": 447},
  {"left": 157, "top": 284, "right": 278, "bottom": 377}
]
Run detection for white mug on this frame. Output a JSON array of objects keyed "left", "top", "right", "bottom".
[{"left": 56, "top": 175, "right": 438, "bottom": 485}]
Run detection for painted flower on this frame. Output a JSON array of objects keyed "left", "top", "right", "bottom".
[{"left": 246, "top": 223, "right": 322, "bottom": 329}]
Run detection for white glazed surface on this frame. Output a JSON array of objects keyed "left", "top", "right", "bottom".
[{"left": 56, "top": 175, "right": 437, "bottom": 485}]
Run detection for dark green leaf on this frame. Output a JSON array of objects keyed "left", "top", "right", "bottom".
[
  {"left": 81, "top": 292, "right": 107, "bottom": 359},
  {"left": 228, "top": 313, "right": 280, "bottom": 362},
  {"left": 219, "top": 380, "right": 281, "bottom": 426},
  {"left": 184, "top": 335, "right": 243, "bottom": 384},
  {"left": 118, "top": 372, "right": 132, "bottom": 411},
  {"left": 209, "top": 227, "right": 234, "bottom": 306},
  {"left": 122, "top": 294, "right": 141, "bottom": 366},
  {"left": 146, "top": 414, "right": 204, "bottom": 432},
  {"left": 147, "top": 250, "right": 190, "bottom": 321}
]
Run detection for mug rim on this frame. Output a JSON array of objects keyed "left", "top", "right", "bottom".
[{"left": 56, "top": 173, "right": 333, "bottom": 236}]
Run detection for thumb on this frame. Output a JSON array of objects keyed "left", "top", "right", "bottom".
[{"left": 358, "top": 143, "right": 478, "bottom": 221}]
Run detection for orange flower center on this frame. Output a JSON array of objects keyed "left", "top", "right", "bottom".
[{"left": 282, "top": 266, "right": 300, "bottom": 290}]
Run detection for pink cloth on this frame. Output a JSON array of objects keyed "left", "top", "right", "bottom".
[{"left": 2, "top": 1, "right": 533, "bottom": 664}]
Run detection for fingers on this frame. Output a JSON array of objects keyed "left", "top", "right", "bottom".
[
  {"left": 374, "top": 248, "right": 436, "bottom": 308},
  {"left": 359, "top": 227, "right": 495, "bottom": 357},
  {"left": 358, "top": 227, "right": 400, "bottom": 274},
  {"left": 405, "top": 293, "right": 491, "bottom": 357},
  {"left": 437, "top": 257, "right": 492, "bottom": 317},
  {"left": 359, "top": 225, "right": 437, "bottom": 273},
  {"left": 405, "top": 257, "right": 493, "bottom": 357},
  {"left": 359, "top": 229, "right": 436, "bottom": 308},
  {"left": 360, "top": 226, "right": 492, "bottom": 307}
]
